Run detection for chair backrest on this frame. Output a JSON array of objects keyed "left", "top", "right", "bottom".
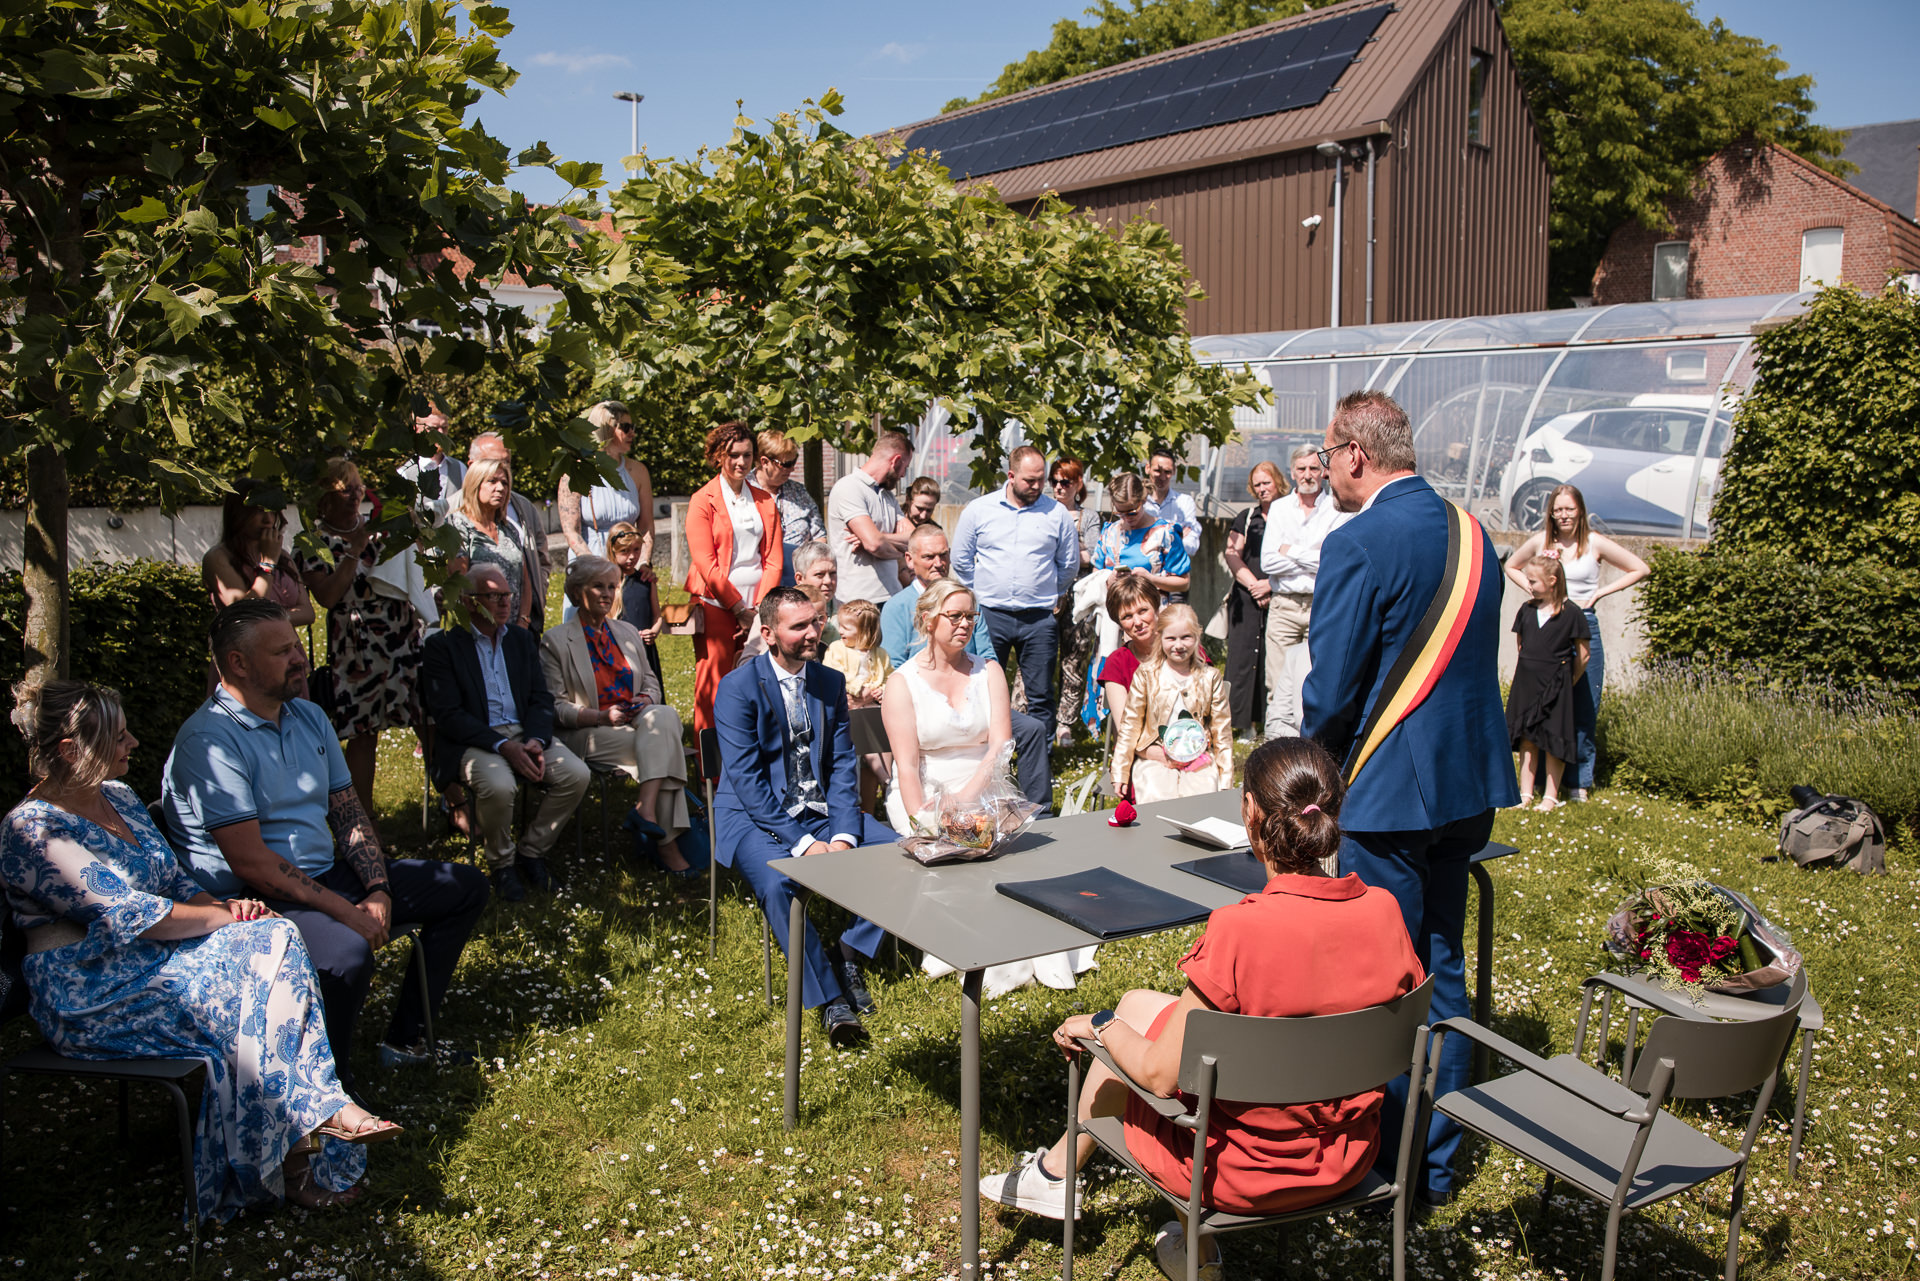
[
  {"left": 848, "top": 706, "right": 890, "bottom": 756},
  {"left": 1177, "top": 975, "right": 1435, "bottom": 1104},
  {"left": 1632, "top": 970, "right": 1806, "bottom": 1099}
]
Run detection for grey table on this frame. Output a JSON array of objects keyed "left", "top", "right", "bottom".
[{"left": 769, "top": 792, "right": 1249, "bottom": 1281}]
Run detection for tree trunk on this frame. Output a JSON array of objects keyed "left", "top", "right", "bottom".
[{"left": 23, "top": 445, "right": 70, "bottom": 683}]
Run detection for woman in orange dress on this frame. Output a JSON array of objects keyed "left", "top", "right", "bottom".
[
  {"left": 979, "top": 737, "right": 1423, "bottom": 1278},
  {"left": 684, "top": 421, "right": 782, "bottom": 730}
]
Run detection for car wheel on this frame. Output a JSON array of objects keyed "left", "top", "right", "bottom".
[{"left": 1509, "top": 479, "right": 1559, "bottom": 531}]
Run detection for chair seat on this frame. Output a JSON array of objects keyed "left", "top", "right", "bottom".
[
  {"left": 1079, "top": 1115, "right": 1398, "bottom": 1232},
  {"left": 1436, "top": 1057, "right": 1739, "bottom": 1210},
  {"left": 4, "top": 1044, "right": 205, "bottom": 1083},
  {"left": 1608, "top": 972, "right": 1825, "bottom": 1034}
]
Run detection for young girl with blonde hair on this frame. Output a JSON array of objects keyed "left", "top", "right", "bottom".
[{"left": 1111, "top": 604, "right": 1233, "bottom": 803}]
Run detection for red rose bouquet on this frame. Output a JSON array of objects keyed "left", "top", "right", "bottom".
[{"left": 1603, "top": 860, "right": 1801, "bottom": 996}]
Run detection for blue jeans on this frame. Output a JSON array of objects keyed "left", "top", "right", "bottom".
[
  {"left": 1573, "top": 607, "right": 1603, "bottom": 791},
  {"left": 1339, "top": 809, "right": 1496, "bottom": 1201},
  {"left": 980, "top": 604, "right": 1060, "bottom": 731}
]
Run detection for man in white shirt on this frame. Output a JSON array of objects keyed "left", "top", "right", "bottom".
[
  {"left": 826, "top": 430, "right": 917, "bottom": 604},
  {"left": 397, "top": 400, "right": 466, "bottom": 518},
  {"left": 1261, "top": 445, "right": 1347, "bottom": 738},
  {"left": 1143, "top": 446, "right": 1202, "bottom": 564}
]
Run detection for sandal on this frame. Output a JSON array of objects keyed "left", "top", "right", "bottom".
[
  {"left": 285, "top": 1163, "right": 366, "bottom": 1210},
  {"left": 1535, "top": 797, "right": 1562, "bottom": 813},
  {"left": 314, "top": 1112, "right": 405, "bottom": 1145}
]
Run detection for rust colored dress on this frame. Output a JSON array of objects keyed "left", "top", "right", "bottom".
[{"left": 1123, "top": 873, "right": 1423, "bottom": 1215}]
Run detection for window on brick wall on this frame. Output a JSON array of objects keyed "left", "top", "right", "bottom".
[
  {"left": 1800, "top": 227, "right": 1844, "bottom": 289},
  {"left": 1652, "top": 241, "right": 1689, "bottom": 301},
  {"left": 1466, "top": 51, "right": 1489, "bottom": 145}
]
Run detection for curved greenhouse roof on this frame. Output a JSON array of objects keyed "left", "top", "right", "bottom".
[{"left": 1186, "top": 292, "right": 1813, "bottom": 539}]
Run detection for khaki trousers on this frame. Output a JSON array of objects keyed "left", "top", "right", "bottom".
[
  {"left": 1263, "top": 591, "right": 1314, "bottom": 739},
  {"left": 459, "top": 722, "right": 591, "bottom": 869},
  {"left": 557, "top": 705, "right": 692, "bottom": 837}
]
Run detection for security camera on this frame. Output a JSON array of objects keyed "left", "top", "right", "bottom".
[{"left": 1301, "top": 214, "right": 1322, "bottom": 229}]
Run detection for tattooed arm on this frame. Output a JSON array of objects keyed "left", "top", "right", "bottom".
[
  {"left": 209, "top": 819, "right": 388, "bottom": 948},
  {"left": 328, "top": 787, "right": 393, "bottom": 935}
]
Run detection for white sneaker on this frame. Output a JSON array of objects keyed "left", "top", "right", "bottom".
[
  {"left": 978, "top": 1149, "right": 1078, "bottom": 1219},
  {"left": 1153, "top": 1221, "right": 1223, "bottom": 1281}
]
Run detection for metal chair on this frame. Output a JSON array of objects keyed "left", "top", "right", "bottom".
[
  {"left": 1428, "top": 970, "right": 1806, "bottom": 1281},
  {"left": 1063, "top": 976, "right": 1436, "bottom": 1281},
  {"left": 848, "top": 705, "right": 890, "bottom": 757},
  {"left": 1572, "top": 969, "right": 1824, "bottom": 1179},
  {"left": 576, "top": 762, "right": 621, "bottom": 862},
  {"left": 700, "top": 728, "right": 776, "bottom": 1003}
]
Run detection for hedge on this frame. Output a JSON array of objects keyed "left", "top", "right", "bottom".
[
  {"left": 0, "top": 562, "right": 212, "bottom": 803},
  {"left": 1638, "top": 545, "right": 1920, "bottom": 699}
]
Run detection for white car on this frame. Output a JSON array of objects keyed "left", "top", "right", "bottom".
[{"left": 1498, "top": 395, "right": 1732, "bottom": 535}]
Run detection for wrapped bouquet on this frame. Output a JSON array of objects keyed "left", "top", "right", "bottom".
[
  {"left": 1603, "top": 860, "right": 1801, "bottom": 996},
  {"left": 899, "top": 744, "right": 1042, "bottom": 865}
]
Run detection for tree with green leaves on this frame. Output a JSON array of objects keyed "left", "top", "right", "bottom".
[
  {"left": 0, "top": 0, "right": 621, "bottom": 682},
  {"left": 945, "top": 0, "right": 1850, "bottom": 304},
  {"left": 582, "top": 94, "right": 1267, "bottom": 491}
]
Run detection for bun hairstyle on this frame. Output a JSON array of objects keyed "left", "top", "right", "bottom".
[
  {"left": 11, "top": 679, "right": 126, "bottom": 789},
  {"left": 1241, "top": 737, "right": 1344, "bottom": 876}
]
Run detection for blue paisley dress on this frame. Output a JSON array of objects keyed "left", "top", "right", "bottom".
[{"left": 0, "top": 782, "right": 365, "bottom": 1220}]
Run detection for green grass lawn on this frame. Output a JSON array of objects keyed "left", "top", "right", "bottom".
[{"left": 4, "top": 623, "right": 1917, "bottom": 1280}]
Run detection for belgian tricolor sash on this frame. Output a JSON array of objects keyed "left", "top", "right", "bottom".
[{"left": 1343, "top": 500, "right": 1486, "bottom": 786}]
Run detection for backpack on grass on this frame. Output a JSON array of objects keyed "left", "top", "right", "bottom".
[{"left": 1775, "top": 788, "right": 1886, "bottom": 876}]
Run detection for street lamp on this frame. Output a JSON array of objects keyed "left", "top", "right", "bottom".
[{"left": 613, "top": 91, "right": 644, "bottom": 174}]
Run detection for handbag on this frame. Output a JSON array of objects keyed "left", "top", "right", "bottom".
[
  {"left": 1204, "top": 507, "right": 1254, "bottom": 642},
  {"left": 1774, "top": 788, "right": 1886, "bottom": 875}
]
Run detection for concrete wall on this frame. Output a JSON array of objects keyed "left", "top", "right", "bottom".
[{"left": 1, "top": 506, "right": 235, "bottom": 572}]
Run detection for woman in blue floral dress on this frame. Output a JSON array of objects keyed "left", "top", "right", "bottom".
[{"left": 2, "top": 682, "right": 401, "bottom": 1219}]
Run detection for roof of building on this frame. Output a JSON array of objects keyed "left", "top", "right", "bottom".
[
  {"left": 887, "top": 0, "right": 1480, "bottom": 203},
  {"left": 1839, "top": 118, "right": 1920, "bottom": 219}
]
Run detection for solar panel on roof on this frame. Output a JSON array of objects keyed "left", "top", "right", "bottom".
[{"left": 904, "top": 4, "right": 1391, "bottom": 179}]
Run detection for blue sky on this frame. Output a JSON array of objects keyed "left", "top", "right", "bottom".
[{"left": 476, "top": 1, "right": 1920, "bottom": 204}]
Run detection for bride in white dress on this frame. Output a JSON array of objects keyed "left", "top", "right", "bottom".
[{"left": 882, "top": 579, "right": 1096, "bottom": 998}]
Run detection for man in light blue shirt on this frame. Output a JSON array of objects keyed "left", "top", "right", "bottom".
[
  {"left": 887, "top": 520, "right": 1054, "bottom": 815},
  {"left": 949, "top": 446, "right": 1080, "bottom": 730}
]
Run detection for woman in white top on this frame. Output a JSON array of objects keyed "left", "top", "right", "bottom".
[
  {"left": 1505, "top": 484, "right": 1650, "bottom": 801},
  {"left": 882, "top": 578, "right": 1096, "bottom": 998},
  {"left": 685, "top": 422, "right": 782, "bottom": 731}
]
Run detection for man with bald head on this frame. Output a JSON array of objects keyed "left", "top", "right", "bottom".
[{"left": 421, "top": 563, "right": 590, "bottom": 901}]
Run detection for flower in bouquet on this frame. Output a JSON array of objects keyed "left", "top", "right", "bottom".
[{"left": 1604, "top": 858, "right": 1764, "bottom": 995}]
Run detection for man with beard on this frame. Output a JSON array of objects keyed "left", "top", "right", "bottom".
[
  {"left": 163, "top": 598, "right": 489, "bottom": 1101},
  {"left": 711, "top": 586, "right": 896, "bottom": 1047},
  {"left": 1260, "top": 444, "right": 1347, "bottom": 739}
]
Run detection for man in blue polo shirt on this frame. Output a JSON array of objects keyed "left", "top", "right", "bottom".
[
  {"left": 163, "top": 599, "right": 488, "bottom": 1099},
  {"left": 881, "top": 522, "right": 1053, "bottom": 814}
]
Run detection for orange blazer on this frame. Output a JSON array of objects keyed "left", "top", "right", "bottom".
[{"left": 684, "top": 475, "right": 782, "bottom": 612}]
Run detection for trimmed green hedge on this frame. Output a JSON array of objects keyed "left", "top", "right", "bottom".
[
  {"left": 0, "top": 562, "right": 211, "bottom": 803},
  {"left": 1638, "top": 545, "right": 1920, "bottom": 698}
]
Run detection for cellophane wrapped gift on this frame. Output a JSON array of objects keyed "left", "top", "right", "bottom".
[{"left": 898, "top": 743, "right": 1041, "bottom": 865}]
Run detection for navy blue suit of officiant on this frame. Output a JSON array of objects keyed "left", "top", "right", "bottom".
[
  {"left": 1303, "top": 475, "right": 1517, "bottom": 1201},
  {"left": 713, "top": 653, "right": 893, "bottom": 1010}
]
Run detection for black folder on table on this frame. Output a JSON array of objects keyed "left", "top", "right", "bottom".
[
  {"left": 1173, "top": 852, "right": 1272, "bottom": 896},
  {"left": 995, "top": 867, "right": 1211, "bottom": 940}
]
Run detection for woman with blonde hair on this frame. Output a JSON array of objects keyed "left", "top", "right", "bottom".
[
  {"left": 1112, "top": 604, "right": 1233, "bottom": 803},
  {"left": 1092, "top": 473, "right": 1190, "bottom": 597},
  {"left": 449, "top": 457, "right": 534, "bottom": 630},
  {"left": 755, "top": 428, "right": 825, "bottom": 586},
  {"left": 2, "top": 681, "right": 401, "bottom": 1217},
  {"left": 559, "top": 400, "right": 656, "bottom": 562},
  {"left": 298, "top": 457, "right": 424, "bottom": 814},
  {"left": 684, "top": 421, "right": 782, "bottom": 730}
]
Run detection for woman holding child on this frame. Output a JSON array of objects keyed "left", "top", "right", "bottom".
[{"left": 2, "top": 682, "right": 401, "bottom": 1218}]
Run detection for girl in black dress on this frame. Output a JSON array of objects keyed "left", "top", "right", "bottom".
[{"left": 1506, "top": 555, "right": 1590, "bottom": 811}]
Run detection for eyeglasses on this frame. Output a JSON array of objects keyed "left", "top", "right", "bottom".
[
  {"left": 768, "top": 457, "right": 798, "bottom": 470},
  {"left": 469, "top": 591, "right": 512, "bottom": 604},
  {"left": 1049, "top": 477, "right": 1074, "bottom": 487},
  {"left": 613, "top": 421, "right": 637, "bottom": 436},
  {"left": 937, "top": 611, "right": 979, "bottom": 625},
  {"left": 1315, "top": 439, "right": 1365, "bottom": 471}
]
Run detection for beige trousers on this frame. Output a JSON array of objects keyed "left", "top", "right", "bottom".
[
  {"left": 1263, "top": 591, "right": 1314, "bottom": 739},
  {"left": 556, "top": 704, "right": 692, "bottom": 837},
  {"left": 459, "top": 722, "right": 591, "bottom": 869}
]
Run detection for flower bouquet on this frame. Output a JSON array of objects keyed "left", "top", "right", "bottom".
[
  {"left": 899, "top": 743, "right": 1041, "bottom": 865},
  {"left": 1603, "top": 861, "right": 1801, "bottom": 996}
]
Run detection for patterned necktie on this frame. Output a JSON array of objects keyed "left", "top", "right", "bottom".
[{"left": 782, "top": 673, "right": 825, "bottom": 819}]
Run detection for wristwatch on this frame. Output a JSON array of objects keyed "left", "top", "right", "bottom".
[{"left": 1089, "top": 1008, "right": 1117, "bottom": 1046}]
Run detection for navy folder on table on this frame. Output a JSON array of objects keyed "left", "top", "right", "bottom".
[
  {"left": 1173, "top": 852, "right": 1271, "bottom": 896},
  {"left": 995, "top": 867, "right": 1211, "bottom": 940}
]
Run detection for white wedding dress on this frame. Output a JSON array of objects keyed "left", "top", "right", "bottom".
[{"left": 886, "top": 654, "right": 1097, "bottom": 999}]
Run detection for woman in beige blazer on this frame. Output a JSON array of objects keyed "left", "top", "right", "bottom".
[
  {"left": 1111, "top": 604, "right": 1234, "bottom": 804},
  {"left": 539, "top": 556, "right": 696, "bottom": 880}
]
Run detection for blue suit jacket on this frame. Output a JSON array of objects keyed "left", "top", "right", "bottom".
[
  {"left": 1302, "top": 477, "right": 1519, "bottom": 832},
  {"left": 712, "top": 654, "right": 892, "bottom": 866}
]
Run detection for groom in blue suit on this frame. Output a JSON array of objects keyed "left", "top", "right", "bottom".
[
  {"left": 713, "top": 586, "right": 894, "bottom": 1047},
  {"left": 1303, "top": 390, "right": 1519, "bottom": 1207}
]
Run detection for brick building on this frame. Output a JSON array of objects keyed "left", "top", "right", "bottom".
[{"left": 1591, "top": 141, "right": 1920, "bottom": 304}]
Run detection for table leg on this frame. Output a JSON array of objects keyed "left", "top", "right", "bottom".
[
  {"left": 784, "top": 890, "right": 807, "bottom": 1130},
  {"left": 1470, "top": 861, "right": 1494, "bottom": 1085},
  {"left": 960, "top": 967, "right": 983, "bottom": 1281}
]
